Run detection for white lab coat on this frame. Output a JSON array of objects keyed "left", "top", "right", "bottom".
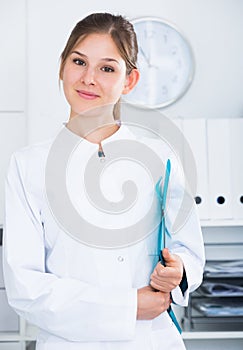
[{"left": 3, "top": 124, "right": 205, "bottom": 349}]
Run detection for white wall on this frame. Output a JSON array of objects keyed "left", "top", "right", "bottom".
[
  {"left": 0, "top": 0, "right": 27, "bottom": 224},
  {"left": 26, "top": 0, "right": 243, "bottom": 143}
]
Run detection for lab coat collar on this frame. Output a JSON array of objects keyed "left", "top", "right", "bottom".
[{"left": 63, "top": 120, "right": 137, "bottom": 148}]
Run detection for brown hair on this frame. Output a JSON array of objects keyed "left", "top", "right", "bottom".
[{"left": 59, "top": 12, "right": 138, "bottom": 79}]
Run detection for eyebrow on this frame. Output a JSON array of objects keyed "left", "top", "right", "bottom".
[{"left": 71, "top": 50, "right": 120, "bottom": 64}]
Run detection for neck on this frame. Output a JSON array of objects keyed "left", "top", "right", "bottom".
[
  {"left": 66, "top": 108, "right": 119, "bottom": 144},
  {"left": 86, "top": 122, "right": 120, "bottom": 144}
]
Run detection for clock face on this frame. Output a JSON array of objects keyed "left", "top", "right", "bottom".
[{"left": 124, "top": 17, "right": 194, "bottom": 108}]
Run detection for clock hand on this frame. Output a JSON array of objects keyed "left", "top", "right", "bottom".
[
  {"left": 139, "top": 46, "right": 159, "bottom": 69},
  {"left": 139, "top": 46, "right": 151, "bottom": 67}
]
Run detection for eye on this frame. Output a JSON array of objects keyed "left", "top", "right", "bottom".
[
  {"left": 73, "top": 58, "right": 86, "bottom": 66},
  {"left": 101, "top": 66, "right": 115, "bottom": 73}
]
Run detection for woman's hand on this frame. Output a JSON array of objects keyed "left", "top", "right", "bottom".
[
  {"left": 150, "top": 248, "right": 184, "bottom": 293},
  {"left": 136, "top": 285, "right": 171, "bottom": 320}
]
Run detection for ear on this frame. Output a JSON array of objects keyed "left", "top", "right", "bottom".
[{"left": 122, "top": 69, "right": 140, "bottom": 95}]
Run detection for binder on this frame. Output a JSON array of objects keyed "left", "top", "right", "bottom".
[
  {"left": 207, "top": 119, "right": 232, "bottom": 219},
  {"left": 156, "top": 159, "right": 182, "bottom": 334},
  {"left": 182, "top": 118, "right": 210, "bottom": 220},
  {"left": 229, "top": 118, "right": 243, "bottom": 219}
]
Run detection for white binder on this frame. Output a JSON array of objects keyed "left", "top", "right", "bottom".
[
  {"left": 207, "top": 119, "right": 232, "bottom": 219},
  {"left": 182, "top": 118, "right": 210, "bottom": 220},
  {"left": 229, "top": 118, "right": 243, "bottom": 219}
]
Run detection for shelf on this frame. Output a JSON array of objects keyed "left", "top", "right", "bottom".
[
  {"left": 182, "top": 331, "right": 243, "bottom": 340},
  {"left": 200, "top": 219, "right": 243, "bottom": 227},
  {"left": 1, "top": 330, "right": 243, "bottom": 342},
  {"left": 0, "top": 333, "right": 20, "bottom": 342},
  {"left": 0, "top": 332, "right": 28, "bottom": 342},
  {"left": 0, "top": 319, "right": 38, "bottom": 343}
]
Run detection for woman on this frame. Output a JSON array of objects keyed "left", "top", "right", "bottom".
[{"left": 3, "top": 12, "right": 205, "bottom": 349}]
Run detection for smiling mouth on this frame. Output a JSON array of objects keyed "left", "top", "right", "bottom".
[{"left": 76, "top": 90, "right": 99, "bottom": 100}]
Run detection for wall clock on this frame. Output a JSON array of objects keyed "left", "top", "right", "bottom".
[{"left": 124, "top": 17, "right": 195, "bottom": 108}]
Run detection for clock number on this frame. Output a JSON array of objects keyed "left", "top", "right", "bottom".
[{"left": 171, "top": 46, "right": 178, "bottom": 55}]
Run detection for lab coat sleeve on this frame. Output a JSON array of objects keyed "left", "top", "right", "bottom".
[
  {"left": 166, "top": 160, "right": 205, "bottom": 306},
  {"left": 170, "top": 206, "right": 205, "bottom": 306},
  {"left": 3, "top": 152, "right": 137, "bottom": 342}
]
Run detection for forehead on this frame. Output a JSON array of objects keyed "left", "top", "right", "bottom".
[{"left": 73, "top": 33, "right": 121, "bottom": 57}]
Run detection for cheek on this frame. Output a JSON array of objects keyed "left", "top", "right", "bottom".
[
  {"left": 61, "top": 71, "right": 77, "bottom": 104},
  {"left": 107, "top": 76, "right": 126, "bottom": 95},
  {"left": 62, "top": 66, "right": 80, "bottom": 87},
  {"left": 62, "top": 70, "right": 78, "bottom": 101}
]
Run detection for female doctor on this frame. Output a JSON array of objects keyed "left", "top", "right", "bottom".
[{"left": 3, "top": 12, "right": 205, "bottom": 350}]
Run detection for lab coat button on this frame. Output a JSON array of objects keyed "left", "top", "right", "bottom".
[{"left": 117, "top": 256, "right": 124, "bottom": 262}]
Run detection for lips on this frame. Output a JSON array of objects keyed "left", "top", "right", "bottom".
[{"left": 76, "top": 90, "right": 99, "bottom": 100}]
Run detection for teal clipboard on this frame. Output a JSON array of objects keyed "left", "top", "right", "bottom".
[{"left": 155, "top": 159, "right": 182, "bottom": 334}]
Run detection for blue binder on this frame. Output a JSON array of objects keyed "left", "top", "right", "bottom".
[{"left": 155, "top": 159, "right": 182, "bottom": 334}]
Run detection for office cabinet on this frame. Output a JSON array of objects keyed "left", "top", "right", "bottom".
[
  {"left": 180, "top": 223, "right": 243, "bottom": 349},
  {"left": 177, "top": 117, "right": 243, "bottom": 346},
  {"left": 0, "top": 247, "right": 4, "bottom": 288},
  {"left": 0, "top": 228, "right": 37, "bottom": 349},
  {"left": 0, "top": 231, "right": 19, "bottom": 333},
  {"left": 0, "top": 290, "right": 19, "bottom": 332}
]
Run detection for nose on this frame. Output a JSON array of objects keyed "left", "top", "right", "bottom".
[{"left": 81, "top": 66, "right": 96, "bottom": 85}]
